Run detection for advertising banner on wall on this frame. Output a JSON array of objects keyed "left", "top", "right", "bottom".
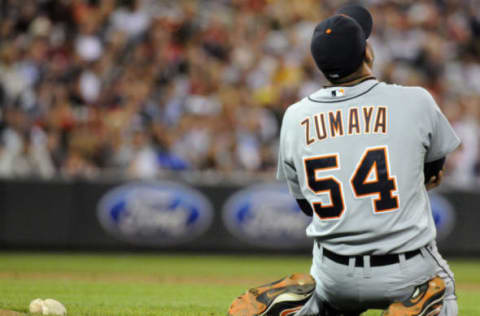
[
  {"left": 97, "top": 181, "right": 213, "bottom": 246},
  {"left": 0, "top": 179, "right": 477, "bottom": 256}
]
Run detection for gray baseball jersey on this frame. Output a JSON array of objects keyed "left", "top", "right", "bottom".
[{"left": 277, "top": 79, "right": 461, "bottom": 255}]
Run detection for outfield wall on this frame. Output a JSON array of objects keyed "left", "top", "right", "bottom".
[{"left": 0, "top": 178, "right": 477, "bottom": 256}]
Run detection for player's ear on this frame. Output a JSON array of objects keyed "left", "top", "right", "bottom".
[{"left": 364, "top": 42, "right": 374, "bottom": 68}]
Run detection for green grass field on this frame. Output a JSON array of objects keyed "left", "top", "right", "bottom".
[{"left": 0, "top": 253, "right": 478, "bottom": 315}]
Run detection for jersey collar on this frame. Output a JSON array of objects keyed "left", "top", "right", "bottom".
[{"left": 308, "top": 79, "right": 380, "bottom": 103}]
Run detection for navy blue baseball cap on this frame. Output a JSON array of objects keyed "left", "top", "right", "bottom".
[{"left": 311, "top": 5, "right": 373, "bottom": 80}]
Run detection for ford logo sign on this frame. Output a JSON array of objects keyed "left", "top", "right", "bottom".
[
  {"left": 222, "top": 183, "right": 311, "bottom": 249},
  {"left": 97, "top": 181, "right": 213, "bottom": 246},
  {"left": 429, "top": 192, "right": 456, "bottom": 241}
]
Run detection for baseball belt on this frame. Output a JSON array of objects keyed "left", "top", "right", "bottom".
[{"left": 322, "top": 247, "right": 422, "bottom": 267}]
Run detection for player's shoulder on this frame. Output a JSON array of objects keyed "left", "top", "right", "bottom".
[
  {"left": 288, "top": 96, "right": 310, "bottom": 110},
  {"left": 281, "top": 97, "right": 309, "bottom": 120},
  {"left": 378, "top": 82, "right": 433, "bottom": 99},
  {"left": 377, "top": 82, "right": 436, "bottom": 109}
]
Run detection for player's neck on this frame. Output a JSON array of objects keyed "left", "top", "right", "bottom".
[{"left": 328, "top": 65, "right": 375, "bottom": 87}]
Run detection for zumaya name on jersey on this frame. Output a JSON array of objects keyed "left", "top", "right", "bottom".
[{"left": 300, "top": 105, "right": 388, "bottom": 145}]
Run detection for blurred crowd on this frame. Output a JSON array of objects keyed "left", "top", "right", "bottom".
[{"left": 0, "top": 0, "right": 479, "bottom": 187}]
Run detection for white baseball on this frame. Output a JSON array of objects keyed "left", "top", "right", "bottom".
[{"left": 29, "top": 298, "right": 66, "bottom": 315}]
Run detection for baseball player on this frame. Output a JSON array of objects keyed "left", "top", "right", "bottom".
[{"left": 229, "top": 5, "right": 460, "bottom": 316}]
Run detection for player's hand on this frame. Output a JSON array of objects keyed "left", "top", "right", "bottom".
[{"left": 425, "top": 170, "right": 444, "bottom": 191}]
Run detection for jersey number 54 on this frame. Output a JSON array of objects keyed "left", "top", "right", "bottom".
[{"left": 303, "top": 146, "right": 399, "bottom": 220}]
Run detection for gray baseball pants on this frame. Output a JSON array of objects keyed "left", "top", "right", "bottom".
[{"left": 296, "top": 241, "right": 457, "bottom": 316}]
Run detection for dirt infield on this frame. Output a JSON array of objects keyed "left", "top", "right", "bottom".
[
  {"left": 0, "top": 271, "right": 479, "bottom": 291},
  {"left": 0, "top": 310, "right": 22, "bottom": 316}
]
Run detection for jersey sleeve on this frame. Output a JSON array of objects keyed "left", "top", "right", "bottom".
[
  {"left": 422, "top": 90, "right": 461, "bottom": 162},
  {"left": 276, "top": 110, "right": 304, "bottom": 199}
]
